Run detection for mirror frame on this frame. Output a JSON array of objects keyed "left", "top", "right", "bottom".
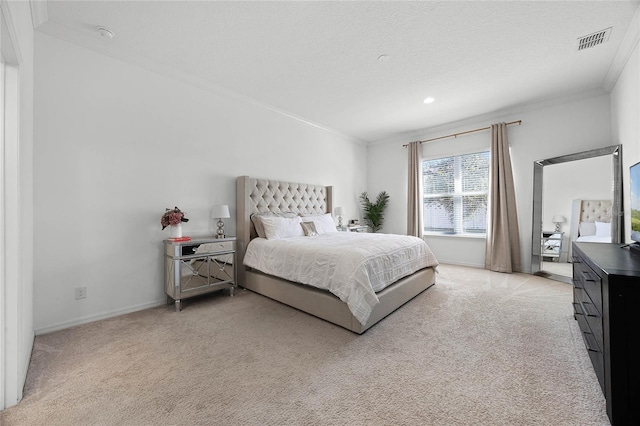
[{"left": 531, "top": 144, "right": 623, "bottom": 275}]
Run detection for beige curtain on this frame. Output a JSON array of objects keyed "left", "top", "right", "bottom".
[
  {"left": 407, "top": 141, "right": 423, "bottom": 238},
  {"left": 485, "top": 123, "right": 521, "bottom": 272}
]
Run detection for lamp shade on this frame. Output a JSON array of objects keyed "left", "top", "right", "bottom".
[
  {"left": 211, "top": 205, "right": 230, "bottom": 219},
  {"left": 552, "top": 215, "right": 565, "bottom": 223},
  {"left": 335, "top": 207, "right": 345, "bottom": 216}
]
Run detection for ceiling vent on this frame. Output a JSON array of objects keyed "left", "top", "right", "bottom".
[{"left": 577, "top": 27, "right": 611, "bottom": 51}]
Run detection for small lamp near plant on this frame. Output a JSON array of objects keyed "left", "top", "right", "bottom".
[
  {"left": 334, "top": 206, "right": 346, "bottom": 228},
  {"left": 552, "top": 215, "right": 565, "bottom": 232},
  {"left": 211, "top": 204, "right": 230, "bottom": 239}
]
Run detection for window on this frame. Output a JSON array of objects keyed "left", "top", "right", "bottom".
[{"left": 422, "top": 151, "right": 490, "bottom": 235}]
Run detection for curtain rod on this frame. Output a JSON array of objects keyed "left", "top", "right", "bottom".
[{"left": 403, "top": 120, "right": 522, "bottom": 147}]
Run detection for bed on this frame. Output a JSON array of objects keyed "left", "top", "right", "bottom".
[
  {"left": 568, "top": 199, "right": 613, "bottom": 259},
  {"left": 236, "top": 176, "right": 438, "bottom": 334}
]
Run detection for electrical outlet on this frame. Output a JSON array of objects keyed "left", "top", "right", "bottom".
[{"left": 75, "top": 287, "right": 87, "bottom": 300}]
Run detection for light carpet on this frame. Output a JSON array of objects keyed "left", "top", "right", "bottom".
[
  {"left": 1, "top": 264, "right": 609, "bottom": 425},
  {"left": 541, "top": 260, "right": 573, "bottom": 278}
]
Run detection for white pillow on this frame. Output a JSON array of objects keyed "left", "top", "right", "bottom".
[
  {"left": 579, "top": 221, "right": 596, "bottom": 237},
  {"left": 595, "top": 221, "right": 611, "bottom": 237},
  {"left": 260, "top": 215, "right": 304, "bottom": 240},
  {"left": 304, "top": 213, "right": 338, "bottom": 234},
  {"left": 251, "top": 212, "right": 297, "bottom": 238}
]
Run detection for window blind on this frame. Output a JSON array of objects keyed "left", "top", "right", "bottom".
[{"left": 422, "top": 151, "right": 490, "bottom": 235}]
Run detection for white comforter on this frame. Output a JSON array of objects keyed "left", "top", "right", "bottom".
[{"left": 243, "top": 232, "right": 439, "bottom": 325}]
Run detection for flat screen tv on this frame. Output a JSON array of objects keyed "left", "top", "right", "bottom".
[{"left": 631, "top": 161, "right": 640, "bottom": 244}]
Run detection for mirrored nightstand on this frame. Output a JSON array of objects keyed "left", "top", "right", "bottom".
[
  {"left": 338, "top": 225, "right": 369, "bottom": 233},
  {"left": 164, "top": 237, "right": 236, "bottom": 311},
  {"left": 541, "top": 231, "right": 563, "bottom": 262}
]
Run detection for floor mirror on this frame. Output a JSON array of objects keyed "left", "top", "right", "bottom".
[{"left": 531, "top": 145, "right": 623, "bottom": 283}]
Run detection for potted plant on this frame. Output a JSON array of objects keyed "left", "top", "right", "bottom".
[
  {"left": 359, "top": 191, "right": 390, "bottom": 233},
  {"left": 161, "top": 206, "right": 189, "bottom": 238}
]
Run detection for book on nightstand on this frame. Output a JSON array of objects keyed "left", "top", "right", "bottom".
[{"left": 167, "top": 236, "right": 191, "bottom": 242}]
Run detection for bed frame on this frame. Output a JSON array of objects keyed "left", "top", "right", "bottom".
[{"left": 236, "top": 176, "right": 436, "bottom": 334}]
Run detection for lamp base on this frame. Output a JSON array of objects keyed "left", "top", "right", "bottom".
[{"left": 216, "top": 219, "right": 225, "bottom": 239}]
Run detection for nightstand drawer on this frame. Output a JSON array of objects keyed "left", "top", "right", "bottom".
[
  {"left": 200, "top": 240, "right": 235, "bottom": 253},
  {"left": 182, "top": 240, "right": 234, "bottom": 256}
]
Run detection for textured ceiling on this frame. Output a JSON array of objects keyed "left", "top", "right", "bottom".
[{"left": 37, "top": 1, "right": 640, "bottom": 143}]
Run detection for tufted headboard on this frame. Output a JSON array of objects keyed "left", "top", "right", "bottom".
[
  {"left": 235, "top": 176, "right": 333, "bottom": 286},
  {"left": 576, "top": 199, "right": 612, "bottom": 223},
  {"left": 568, "top": 199, "right": 612, "bottom": 259}
]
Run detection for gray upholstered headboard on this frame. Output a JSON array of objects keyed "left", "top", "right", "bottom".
[
  {"left": 235, "top": 176, "right": 333, "bottom": 286},
  {"left": 576, "top": 199, "right": 612, "bottom": 224},
  {"left": 569, "top": 199, "right": 612, "bottom": 240},
  {"left": 568, "top": 199, "right": 612, "bottom": 259}
]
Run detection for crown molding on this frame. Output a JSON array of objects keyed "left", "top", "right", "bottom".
[
  {"left": 1, "top": 0, "right": 23, "bottom": 65},
  {"left": 604, "top": 4, "right": 640, "bottom": 92},
  {"left": 29, "top": 0, "right": 48, "bottom": 29},
  {"left": 35, "top": 20, "right": 366, "bottom": 147}
]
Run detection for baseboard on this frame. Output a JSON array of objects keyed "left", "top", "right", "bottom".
[
  {"left": 438, "top": 260, "right": 485, "bottom": 269},
  {"left": 34, "top": 299, "right": 166, "bottom": 336},
  {"left": 438, "top": 261, "right": 533, "bottom": 274}
]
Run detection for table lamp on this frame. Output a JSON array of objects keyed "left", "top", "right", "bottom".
[
  {"left": 335, "top": 207, "right": 345, "bottom": 227},
  {"left": 211, "top": 205, "right": 230, "bottom": 238},
  {"left": 552, "top": 215, "right": 565, "bottom": 232}
]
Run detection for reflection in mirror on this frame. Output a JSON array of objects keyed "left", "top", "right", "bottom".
[{"left": 531, "top": 145, "right": 623, "bottom": 283}]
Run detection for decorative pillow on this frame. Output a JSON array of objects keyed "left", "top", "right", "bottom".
[
  {"left": 595, "top": 221, "right": 611, "bottom": 237},
  {"left": 300, "top": 221, "right": 318, "bottom": 237},
  {"left": 302, "top": 213, "right": 338, "bottom": 234},
  {"left": 579, "top": 221, "right": 596, "bottom": 237},
  {"left": 260, "top": 215, "right": 304, "bottom": 240},
  {"left": 251, "top": 212, "right": 297, "bottom": 238}
]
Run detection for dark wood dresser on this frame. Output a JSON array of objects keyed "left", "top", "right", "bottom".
[{"left": 572, "top": 242, "right": 640, "bottom": 425}]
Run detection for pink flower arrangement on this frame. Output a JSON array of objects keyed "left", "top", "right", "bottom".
[{"left": 161, "top": 206, "right": 189, "bottom": 230}]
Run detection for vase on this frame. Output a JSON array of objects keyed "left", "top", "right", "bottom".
[{"left": 170, "top": 223, "right": 182, "bottom": 238}]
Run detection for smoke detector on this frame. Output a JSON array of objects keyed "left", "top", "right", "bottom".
[
  {"left": 577, "top": 27, "right": 611, "bottom": 51},
  {"left": 97, "top": 26, "right": 115, "bottom": 39}
]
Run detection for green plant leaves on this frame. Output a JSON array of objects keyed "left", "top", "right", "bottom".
[{"left": 359, "top": 191, "right": 389, "bottom": 232}]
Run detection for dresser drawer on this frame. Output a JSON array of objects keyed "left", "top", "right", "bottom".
[
  {"left": 572, "top": 287, "right": 584, "bottom": 315},
  {"left": 572, "top": 260, "right": 584, "bottom": 289},
  {"left": 582, "top": 329, "right": 605, "bottom": 392},
  {"left": 580, "top": 301, "right": 603, "bottom": 352},
  {"left": 573, "top": 259, "right": 602, "bottom": 315}
]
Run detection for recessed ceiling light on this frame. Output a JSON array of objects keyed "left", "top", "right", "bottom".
[
  {"left": 377, "top": 54, "right": 390, "bottom": 62},
  {"left": 97, "top": 26, "right": 114, "bottom": 39},
  {"left": 423, "top": 97, "right": 435, "bottom": 104}
]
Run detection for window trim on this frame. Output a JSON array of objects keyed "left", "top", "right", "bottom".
[{"left": 422, "top": 150, "right": 490, "bottom": 237}]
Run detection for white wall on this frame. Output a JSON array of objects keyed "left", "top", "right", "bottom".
[
  {"left": 1, "top": 0, "right": 34, "bottom": 409},
  {"left": 368, "top": 94, "right": 614, "bottom": 272},
  {"left": 611, "top": 41, "right": 640, "bottom": 243},
  {"left": 33, "top": 33, "right": 367, "bottom": 333},
  {"left": 543, "top": 156, "right": 613, "bottom": 233}
]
